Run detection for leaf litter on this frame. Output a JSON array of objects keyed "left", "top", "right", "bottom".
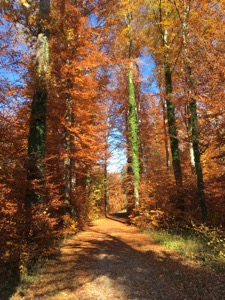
[{"left": 11, "top": 218, "right": 225, "bottom": 300}]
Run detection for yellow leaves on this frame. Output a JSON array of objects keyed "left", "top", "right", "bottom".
[
  {"left": 3, "top": 250, "right": 10, "bottom": 258},
  {"left": 120, "top": 26, "right": 129, "bottom": 39},
  {"left": 66, "top": 29, "right": 74, "bottom": 41},
  {"left": 219, "top": 250, "right": 225, "bottom": 258},
  {"left": 131, "top": 207, "right": 166, "bottom": 229},
  {"left": 2, "top": 242, "right": 16, "bottom": 260},
  {"left": 193, "top": 224, "right": 225, "bottom": 260},
  {"left": 157, "top": 20, "right": 172, "bottom": 27},
  {"left": 20, "top": 0, "right": 31, "bottom": 8},
  {"left": 151, "top": 220, "right": 161, "bottom": 228},
  {"left": 150, "top": 209, "right": 164, "bottom": 215}
]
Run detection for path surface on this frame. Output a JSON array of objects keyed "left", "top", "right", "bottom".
[{"left": 11, "top": 218, "right": 225, "bottom": 300}]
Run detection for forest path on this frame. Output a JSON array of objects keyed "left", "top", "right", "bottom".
[{"left": 11, "top": 217, "right": 225, "bottom": 300}]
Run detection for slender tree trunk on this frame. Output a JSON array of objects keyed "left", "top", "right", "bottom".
[
  {"left": 159, "top": 81, "right": 170, "bottom": 168},
  {"left": 104, "top": 152, "right": 108, "bottom": 217},
  {"left": 25, "top": 0, "right": 50, "bottom": 235},
  {"left": 56, "top": 0, "right": 76, "bottom": 213},
  {"left": 125, "top": 107, "right": 135, "bottom": 214},
  {"left": 158, "top": 0, "right": 183, "bottom": 187},
  {"left": 103, "top": 124, "right": 110, "bottom": 217},
  {"left": 126, "top": 125, "right": 135, "bottom": 214},
  {"left": 73, "top": 165, "right": 89, "bottom": 229},
  {"left": 177, "top": 1, "right": 207, "bottom": 222},
  {"left": 189, "top": 140, "right": 195, "bottom": 172},
  {"left": 164, "top": 48, "right": 182, "bottom": 186},
  {"left": 64, "top": 95, "right": 74, "bottom": 208},
  {"left": 135, "top": 63, "right": 144, "bottom": 173},
  {"left": 189, "top": 99, "right": 207, "bottom": 222},
  {"left": 125, "top": 3, "right": 141, "bottom": 212},
  {"left": 128, "top": 62, "right": 140, "bottom": 207}
]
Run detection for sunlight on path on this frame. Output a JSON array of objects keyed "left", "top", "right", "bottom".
[{"left": 11, "top": 218, "right": 225, "bottom": 300}]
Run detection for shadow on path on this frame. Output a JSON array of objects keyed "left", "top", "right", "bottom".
[
  {"left": 12, "top": 219, "right": 225, "bottom": 300},
  {"left": 106, "top": 212, "right": 130, "bottom": 224}
]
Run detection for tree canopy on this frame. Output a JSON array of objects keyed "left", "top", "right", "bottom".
[{"left": 1, "top": 0, "right": 225, "bottom": 285}]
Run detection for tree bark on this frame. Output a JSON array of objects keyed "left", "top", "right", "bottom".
[
  {"left": 25, "top": 0, "right": 50, "bottom": 233},
  {"left": 159, "top": 81, "right": 170, "bottom": 168},
  {"left": 175, "top": 0, "right": 207, "bottom": 222},
  {"left": 74, "top": 166, "right": 89, "bottom": 229},
  {"left": 158, "top": 0, "right": 183, "bottom": 187},
  {"left": 126, "top": 2, "right": 141, "bottom": 212},
  {"left": 128, "top": 62, "right": 140, "bottom": 207},
  {"left": 164, "top": 44, "right": 183, "bottom": 186},
  {"left": 104, "top": 152, "right": 108, "bottom": 217},
  {"left": 189, "top": 99, "right": 207, "bottom": 222}
]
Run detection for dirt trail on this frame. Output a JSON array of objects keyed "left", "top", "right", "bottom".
[{"left": 11, "top": 218, "right": 225, "bottom": 300}]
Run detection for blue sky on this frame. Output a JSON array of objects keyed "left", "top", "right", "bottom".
[{"left": 106, "top": 54, "right": 159, "bottom": 174}]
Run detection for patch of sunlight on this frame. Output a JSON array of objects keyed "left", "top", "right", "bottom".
[
  {"left": 147, "top": 228, "right": 225, "bottom": 271},
  {"left": 150, "top": 230, "right": 203, "bottom": 256}
]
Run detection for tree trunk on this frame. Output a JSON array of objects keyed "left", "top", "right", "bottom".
[
  {"left": 64, "top": 94, "right": 74, "bottom": 209},
  {"left": 125, "top": 3, "right": 141, "bottom": 212},
  {"left": 164, "top": 51, "right": 182, "bottom": 186},
  {"left": 128, "top": 62, "right": 140, "bottom": 208},
  {"left": 104, "top": 152, "right": 108, "bottom": 217},
  {"left": 73, "top": 166, "right": 89, "bottom": 229},
  {"left": 189, "top": 99, "right": 207, "bottom": 222},
  {"left": 159, "top": 81, "right": 170, "bottom": 168},
  {"left": 177, "top": 1, "right": 207, "bottom": 222},
  {"left": 135, "top": 62, "right": 144, "bottom": 174},
  {"left": 158, "top": 1, "right": 183, "bottom": 187},
  {"left": 25, "top": 0, "right": 50, "bottom": 234},
  {"left": 126, "top": 129, "right": 135, "bottom": 215},
  {"left": 189, "top": 140, "right": 195, "bottom": 172},
  {"left": 103, "top": 124, "right": 110, "bottom": 217},
  {"left": 54, "top": 0, "right": 74, "bottom": 213}
]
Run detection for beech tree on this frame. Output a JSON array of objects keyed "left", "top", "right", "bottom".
[
  {"left": 126, "top": 2, "right": 141, "bottom": 211},
  {"left": 48, "top": 0, "right": 106, "bottom": 228},
  {"left": 172, "top": 0, "right": 207, "bottom": 221},
  {"left": 1, "top": 0, "right": 225, "bottom": 285},
  {"left": 154, "top": 0, "right": 183, "bottom": 187},
  {"left": 25, "top": 0, "right": 50, "bottom": 234},
  {"left": 97, "top": 0, "right": 143, "bottom": 213}
]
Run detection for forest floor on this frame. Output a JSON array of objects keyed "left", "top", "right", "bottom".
[{"left": 10, "top": 216, "right": 225, "bottom": 300}]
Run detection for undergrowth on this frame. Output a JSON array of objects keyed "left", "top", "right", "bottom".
[
  {"left": 146, "top": 224, "right": 225, "bottom": 272},
  {"left": 2, "top": 214, "right": 78, "bottom": 300},
  {"left": 10, "top": 258, "right": 47, "bottom": 299}
]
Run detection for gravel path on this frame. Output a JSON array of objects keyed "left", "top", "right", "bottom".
[{"left": 11, "top": 218, "right": 225, "bottom": 299}]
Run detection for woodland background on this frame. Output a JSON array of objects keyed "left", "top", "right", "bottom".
[{"left": 0, "top": 0, "right": 225, "bottom": 290}]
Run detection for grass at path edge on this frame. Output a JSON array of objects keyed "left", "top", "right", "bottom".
[{"left": 145, "top": 227, "right": 225, "bottom": 272}]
